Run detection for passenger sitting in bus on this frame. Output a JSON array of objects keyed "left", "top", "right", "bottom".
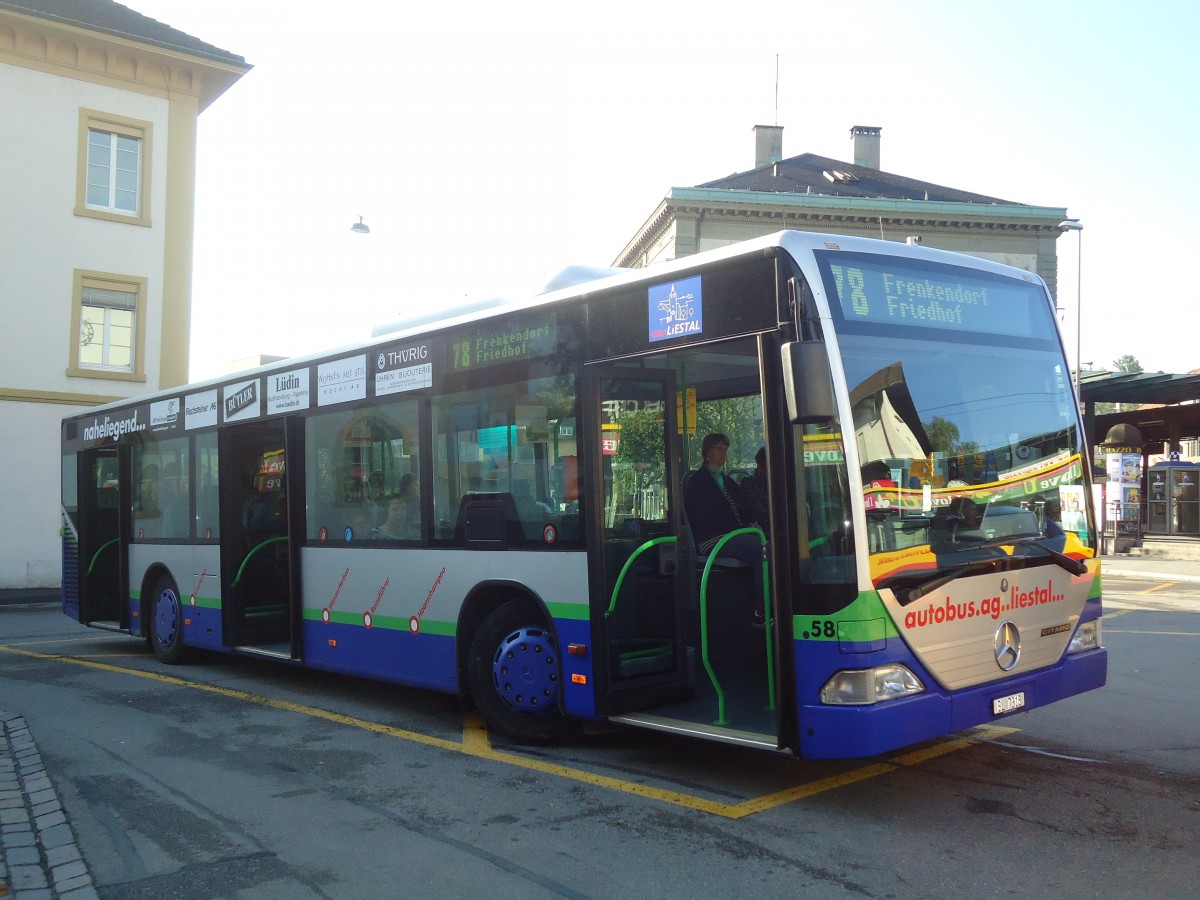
[
  {"left": 397, "top": 473, "right": 421, "bottom": 532},
  {"left": 367, "top": 470, "right": 387, "bottom": 526},
  {"left": 1043, "top": 501, "right": 1065, "bottom": 538},
  {"left": 739, "top": 447, "right": 769, "bottom": 527},
  {"left": 684, "top": 432, "right": 765, "bottom": 626},
  {"left": 372, "top": 494, "right": 412, "bottom": 540},
  {"left": 940, "top": 496, "right": 982, "bottom": 542}
]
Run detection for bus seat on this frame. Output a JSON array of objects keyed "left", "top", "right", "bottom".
[{"left": 453, "top": 493, "right": 527, "bottom": 549}]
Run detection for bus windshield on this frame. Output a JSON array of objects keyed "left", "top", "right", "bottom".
[{"left": 817, "top": 251, "right": 1089, "bottom": 582}]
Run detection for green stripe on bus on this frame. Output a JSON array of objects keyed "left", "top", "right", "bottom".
[
  {"left": 546, "top": 601, "right": 588, "bottom": 621},
  {"left": 301, "top": 607, "right": 455, "bottom": 636},
  {"left": 790, "top": 591, "right": 900, "bottom": 642},
  {"left": 132, "top": 588, "right": 220, "bottom": 611}
]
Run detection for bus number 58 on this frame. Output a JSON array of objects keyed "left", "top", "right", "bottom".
[{"left": 806, "top": 620, "right": 837, "bottom": 639}]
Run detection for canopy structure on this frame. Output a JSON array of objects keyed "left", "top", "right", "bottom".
[{"left": 1080, "top": 371, "right": 1200, "bottom": 451}]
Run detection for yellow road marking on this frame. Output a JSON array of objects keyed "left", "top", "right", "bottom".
[
  {"left": 732, "top": 725, "right": 1020, "bottom": 817},
  {"left": 1138, "top": 582, "right": 1178, "bottom": 595},
  {"left": 0, "top": 643, "right": 1010, "bottom": 819}
]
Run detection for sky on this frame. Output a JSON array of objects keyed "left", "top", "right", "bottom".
[{"left": 120, "top": 0, "right": 1200, "bottom": 382}]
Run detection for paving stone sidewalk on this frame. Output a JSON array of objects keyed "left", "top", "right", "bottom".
[{"left": 0, "top": 711, "right": 97, "bottom": 899}]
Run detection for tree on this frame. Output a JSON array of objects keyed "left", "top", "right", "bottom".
[
  {"left": 1095, "top": 355, "right": 1143, "bottom": 415},
  {"left": 691, "top": 396, "right": 762, "bottom": 469},
  {"left": 613, "top": 406, "right": 665, "bottom": 517},
  {"left": 1112, "top": 354, "right": 1143, "bottom": 375},
  {"left": 924, "top": 416, "right": 978, "bottom": 458}
]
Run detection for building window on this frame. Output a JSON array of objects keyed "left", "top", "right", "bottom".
[
  {"left": 75, "top": 110, "right": 152, "bottom": 227},
  {"left": 67, "top": 271, "right": 148, "bottom": 383},
  {"left": 87, "top": 129, "right": 139, "bottom": 212}
]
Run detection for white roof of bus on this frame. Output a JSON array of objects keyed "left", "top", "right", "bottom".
[{"left": 73, "top": 230, "right": 1045, "bottom": 416}]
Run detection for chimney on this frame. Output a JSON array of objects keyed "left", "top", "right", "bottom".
[
  {"left": 850, "top": 125, "right": 881, "bottom": 170},
  {"left": 753, "top": 124, "right": 784, "bottom": 168}
]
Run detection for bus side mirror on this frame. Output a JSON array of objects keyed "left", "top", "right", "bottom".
[{"left": 781, "top": 341, "right": 835, "bottom": 424}]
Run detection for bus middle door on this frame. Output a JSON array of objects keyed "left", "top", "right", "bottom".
[{"left": 218, "top": 418, "right": 303, "bottom": 657}]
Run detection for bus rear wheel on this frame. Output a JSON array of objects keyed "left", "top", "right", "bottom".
[
  {"left": 150, "top": 575, "right": 189, "bottom": 665},
  {"left": 467, "top": 600, "right": 573, "bottom": 744}
]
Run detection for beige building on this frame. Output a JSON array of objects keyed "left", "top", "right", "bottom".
[
  {"left": 0, "top": 0, "right": 248, "bottom": 588},
  {"left": 616, "top": 125, "right": 1072, "bottom": 298}
]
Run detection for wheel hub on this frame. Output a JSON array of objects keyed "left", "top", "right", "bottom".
[
  {"left": 156, "top": 588, "right": 180, "bottom": 647},
  {"left": 491, "top": 626, "right": 559, "bottom": 717}
]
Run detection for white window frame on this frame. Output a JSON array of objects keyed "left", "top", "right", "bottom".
[{"left": 75, "top": 109, "right": 152, "bottom": 227}]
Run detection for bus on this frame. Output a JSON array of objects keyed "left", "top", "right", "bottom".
[{"left": 60, "top": 230, "right": 1106, "bottom": 759}]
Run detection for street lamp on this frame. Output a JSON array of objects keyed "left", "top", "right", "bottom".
[{"left": 1059, "top": 219, "right": 1084, "bottom": 398}]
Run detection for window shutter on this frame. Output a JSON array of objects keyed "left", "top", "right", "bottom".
[{"left": 82, "top": 285, "right": 136, "bottom": 310}]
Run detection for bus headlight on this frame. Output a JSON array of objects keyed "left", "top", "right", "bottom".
[
  {"left": 820, "top": 664, "right": 925, "bottom": 705},
  {"left": 1067, "top": 619, "right": 1102, "bottom": 653}
]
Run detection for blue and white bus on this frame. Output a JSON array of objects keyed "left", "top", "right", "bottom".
[{"left": 60, "top": 230, "right": 1106, "bottom": 758}]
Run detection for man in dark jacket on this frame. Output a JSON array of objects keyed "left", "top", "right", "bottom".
[{"left": 684, "top": 432, "right": 765, "bottom": 625}]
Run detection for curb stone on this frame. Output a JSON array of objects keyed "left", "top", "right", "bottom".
[{"left": 0, "top": 711, "right": 98, "bottom": 899}]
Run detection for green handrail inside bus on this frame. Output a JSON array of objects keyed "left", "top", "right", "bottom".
[
  {"left": 605, "top": 535, "right": 678, "bottom": 617},
  {"left": 699, "top": 526, "right": 774, "bottom": 726},
  {"left": 232, "top": 536, "right": 289, "bottom": 587},
  {"left": 86, "top": 538, "right": 119, "bottom": 575}
]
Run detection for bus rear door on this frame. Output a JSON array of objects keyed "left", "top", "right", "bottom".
[{"left": 70, "top": 445, "right": 130, "bottom": 629}]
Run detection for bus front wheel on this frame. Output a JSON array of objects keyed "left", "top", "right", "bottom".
[
  {"left": 150, "top": 575, "right": 189, "bottom": 665},
  {"left": 467, "top": 600, "right": 573, "bottom": 744}
]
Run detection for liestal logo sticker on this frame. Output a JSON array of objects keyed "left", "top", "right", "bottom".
[{"left": 648, "top": 275, "right": 703, "bottom": 343}]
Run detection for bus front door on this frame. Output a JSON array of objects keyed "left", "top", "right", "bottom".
[
  {"left": 71, "top": 445, "right": 129, "bottom": 629},
  {"left": 588, "top": 368, "right": 692, "bottom": 714},
  {"left": 218, "top": 418, "right": 303, "bottom": 658}
]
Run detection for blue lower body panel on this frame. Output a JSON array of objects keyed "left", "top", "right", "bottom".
[
  {"left": 302, "top": 621, "right": 459, "bottom": 693},
  {"left": 180, "top": 602, "right": 226, "bottom": 652},
  {"left": 797, "top": 647, "right": 1107, "bottom": 760}
]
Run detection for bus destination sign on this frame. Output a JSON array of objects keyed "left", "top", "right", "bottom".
[
  {"left": 819, "top": 253, "right": 1044, "bottom": 338},
  {"left": 448, "top": 315, "right": 557, "bottom": 372}
]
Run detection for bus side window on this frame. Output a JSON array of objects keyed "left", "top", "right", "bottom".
[
  {"left": 194, "top": 434, "right": 220, "bottom": 539},
  {"left": 305, "top": 400, "right": 419, "bottom": 543},
  {"left": 434, "top": 373, "right": 579, "bottom": 547}
]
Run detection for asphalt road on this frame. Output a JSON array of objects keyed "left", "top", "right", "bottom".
[{"left": 1, "top": 583, "right": 1197, "bottom": 899}]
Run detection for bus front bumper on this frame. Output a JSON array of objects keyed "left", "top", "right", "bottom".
[{"left": 796, "top": 647, "right": 1107, "bottom": 760}]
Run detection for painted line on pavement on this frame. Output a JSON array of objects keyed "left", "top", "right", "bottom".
[
  {"left": 1105, "top": 629, "right": 1200, "bottom": 637},
  {"left": 1138, "top": 582, "right": 1178, "bottom": 594},
  {"left": 0, "top": 642, "right": 1008, "bottom": 820}
]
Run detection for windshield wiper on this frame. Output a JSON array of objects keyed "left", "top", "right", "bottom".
[
  {"left": 945, "top": 534, "right": 1089, "bottom": 576},
  {"left": 888, "top": 559, "right": 1004, "bottom": 605},
  {"left": 878, "top": 536, "right": 1090, "bottom": 606}
]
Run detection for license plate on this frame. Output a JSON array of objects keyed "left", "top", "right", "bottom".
[{"left": 992, "top": 691, "right": 1026, "bottom": 715}]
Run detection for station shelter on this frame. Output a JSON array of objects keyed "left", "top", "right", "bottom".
[{"left": 1080, "top": 370, "right": 1200, "bottom": 540}]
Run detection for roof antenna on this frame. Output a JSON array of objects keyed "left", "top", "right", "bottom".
[{"left": 774, "top": 54, "right": 779, "bottom": 125}]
